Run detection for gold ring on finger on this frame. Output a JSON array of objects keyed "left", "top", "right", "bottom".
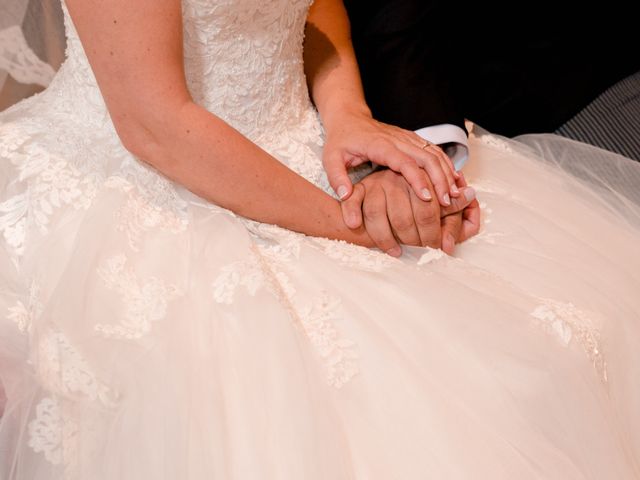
[{"left": 421, "top": 140, "right": 433, "bottom": 150}]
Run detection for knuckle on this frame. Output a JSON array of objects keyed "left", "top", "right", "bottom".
[
  {"left": 362, "top": 202, "right": 385, "bottom": 220},
  {"left": 391, "top": 215, "right": 415, "bottom": 232},
  {"left": 376, "top": 238, "right": 397, "bottom": 251},
  {"left": 415, "top": 207, "right": 439, "bottom": 227}
]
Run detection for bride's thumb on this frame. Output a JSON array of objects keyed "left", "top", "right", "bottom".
[
  {"left": 440, "top": 186, "right": 476, "bottom": 217},
  {"left": 324, "top": 154, "right": 353, "bottom": 200}
]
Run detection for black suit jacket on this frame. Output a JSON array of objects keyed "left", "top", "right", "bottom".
[{"left": 345, "top": 0, "right": 639, "bottom": 137}]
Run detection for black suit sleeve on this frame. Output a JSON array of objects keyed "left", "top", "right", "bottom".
[{"left": 345, "top": 0, "right": 467, "bottom": 134}]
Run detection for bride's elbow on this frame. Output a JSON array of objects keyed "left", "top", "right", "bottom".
[{"left": 112, "top": 112, "right": 176, "bottom": 171}]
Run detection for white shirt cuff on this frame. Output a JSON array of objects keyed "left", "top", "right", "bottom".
[{"left": 414, "top": 124, "right": 469, "bottom": 170}]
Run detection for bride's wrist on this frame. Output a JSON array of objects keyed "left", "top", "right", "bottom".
[{"left": 320, "top": 102, "right": 372, "bottom": 135}]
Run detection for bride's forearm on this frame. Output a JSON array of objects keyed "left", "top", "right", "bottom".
[
  {"left": 303, "top": 0, "right": 371, "bottom": 131},
  {"left": 64, "top": 0, "right": 371, "bottom": 245},
  {"left": 126, "top": 101, "right": 373, "bottom": 246}
]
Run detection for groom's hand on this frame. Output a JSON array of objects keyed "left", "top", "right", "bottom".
[
  {"left": 440, "top": 172, "right": 481, "bottom": 254},
  {"left": 341, "top": 169, "right": 476, "bottom": 256}
]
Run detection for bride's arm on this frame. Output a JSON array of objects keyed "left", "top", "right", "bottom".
[
  {"left": 303, "top": 0, "right": 458, "bottom": 206},
  {"left": 64, "top": 0, "right": 373, "bottom": 246}
]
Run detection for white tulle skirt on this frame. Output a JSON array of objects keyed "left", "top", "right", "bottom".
[{"left": 1, "top": 114, "right": 640, "bottom": 478}]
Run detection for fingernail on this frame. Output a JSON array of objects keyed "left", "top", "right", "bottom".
[
  {"left": 386, "top": 246, "right": 402, "bottom": 257},
  {"left": 450, "top": 183, "right": 460, "bottom": 196},
  {"left": 421, "top": 188, "right": 432, "bottom": 201},
  {"left": 464, "top": 186, "right": 476, "bottom": 201},
  {"left": 442, "top": 193, "right": 451, "bottom": 206},
  {"left": 348, "top": 212, "right": 359, "bottom": 228},
  {"left": 454, "top": 170, "right": 461, "bottom": 179},
  {"left": 337, "top": 185, "right": 348, "bottom": 199}
]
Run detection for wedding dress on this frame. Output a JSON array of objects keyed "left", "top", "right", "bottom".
[{"left": 1, "top": 0, "right": 640, "bottom": 478}]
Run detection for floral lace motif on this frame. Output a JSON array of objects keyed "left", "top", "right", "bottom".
[
  {"left": 531, "top": 298, "right": 607, "bottom": 382},
  {"left": 212, "top": 250, "right": 264, "bottom": 304},
  {"left": 212, "top": 221, "right": 302, "bottom": 301},
  {"left": 96, "top": 254, "right": 183, "bottom": 340},
  {"left": 6, "top": 278, "right": 42, "bottom": 333},
  {"left": 476, "top": 134, "right": 514, "bottom": 153},
  {"left": 105, "top": 176, "right": 188, "bottom": 252},
  {"left": 311, "top": 237, "right": 398, "bottom": 272},
  {"left": 7, "top": 299, "right": 30, "bottom": 333},
  {"left": 28, "top": 396, "right": 78, "bottom": 469},
  {"left": 37, "top": 329, "right": 118, "bottom": 407},
  {"left": 212, "top": 229, "right": 360, "bottom": 388},
  {"left": 0, "top": 124, "right": 98, "bottom": 258},
  {"left": 298, "top": 293, "right": 359, "bottom": 388}
]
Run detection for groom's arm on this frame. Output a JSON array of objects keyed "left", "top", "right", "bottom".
[
  {"left": 344, "top": 0, "right": 469, "bottom": 170},
  {"left": 304, "top": 0, "right": 459, "bottom": 206}
]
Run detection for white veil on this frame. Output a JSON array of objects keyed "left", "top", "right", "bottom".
[{"left": 0, "top": 0, "right": 65, "bottom": 111}]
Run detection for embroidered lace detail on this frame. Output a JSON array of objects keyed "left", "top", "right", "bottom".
[
  {"left": 311, "top": 237, "right": 398, "bottom": 272},
  {"left": 212, "top": 250, "right": 264, "bottom": 304},
  {"left": 259, "top": 120, "right": 327, "bottom": 188},
  {"left": 477, "top": 134, "right": 514, "bottom": 153},
  {"left": 37, "top": 329, "right": 118, "bottom": 407},
  {"left": 212, "top": 223, "right": 301, "bottom": 304},
  {"left": 28, "top": 396, "right": 78, "bottom": 468},
  {"left": 6, "top": 278, "right": 42, "bottom": 333},
  {"left": 417, "top": 248, "right": 446, "bottom": 265},
  {"left": 7, "top": 299, "right": 30, "bottom": 333},
  {"left": 0, "top": 124, "right": 98, "bottom": 257},
  {"left": 105, "top": 176, "right": 188, "bottom": 252},
  {"left": 465, "top": 202, "right": 507, "bottom": 245},
  {"left": 212, "top": 235, "right": 359, "bottom": 388},
  {"left": 96, "top": 254, "right": 183, "bottom": 339},
  {"left": 531, "top": 298, "right": 607, "bottom": 382},
  {"left": 0, "top": 26, "right": 56, "bottom": 87},
  {"left": 298, "top": 293, "right": 359, "bottom": 388},
  {"left": 181, "top": 0, "right": 313, "bottom": 136}
]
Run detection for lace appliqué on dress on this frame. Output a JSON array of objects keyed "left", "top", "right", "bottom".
[
  {"left": 37, "top": 329, "right": 118, "bottom": 407},
  {"left": 105, "top": 176, "right": 188, "bottom": 252},
  {"left": 311, "top": 237, "right": 398, "bottom": 272},
  {"left": 6, "top": 278, "right": 42, "bottom": 334},
  {"left": 531, "top": 298, "right": 608, "bottom": 382},
  {"left": 298, "top": 293, "right": 359, "bottom": 389},
  {"left": 475, "top": 133, "right": 514, "bottom": 153},
  {"left": 465, "top": 202, "right": 507, "bottom": 245},
  {"left": 0, "top": 125, "right": 98, "bottom": 257},
  {"left": 28, "top": 396, "right": 77, "bottom": 467},
  {"left": 212, "top": 227, "right": 360, "bottom": 388},
  {"left": 212, "top": 250, "right": 265, "bottom": 304},
  {"left": 417, "top": 247, "right": 446, "bottom": 265},
  {"left": 96, "top": 254, "right": 183, "bottom": 340}
]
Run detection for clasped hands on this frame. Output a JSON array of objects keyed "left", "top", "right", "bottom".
[{"left": 323, "top": 111, "right": 480, "bottom": 256}]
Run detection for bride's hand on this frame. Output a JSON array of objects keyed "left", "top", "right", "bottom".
[{"left": 322, "top": 109, "right": 460, "bottom": 207}]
